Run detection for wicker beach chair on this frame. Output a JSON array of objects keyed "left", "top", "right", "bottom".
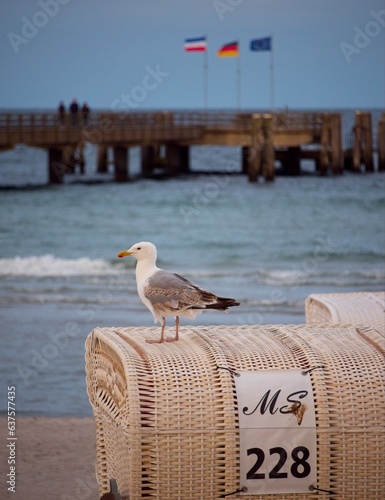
[
  {"left": 86, "top": 324, "right": 385, "bottom": 500},
  {"left": 305, "top": 291, "right": 385, "bottom": 333}
]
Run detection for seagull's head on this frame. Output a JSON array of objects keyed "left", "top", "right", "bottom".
[{"left": 117, "top": 241, "right": 157, "bottom": 261}]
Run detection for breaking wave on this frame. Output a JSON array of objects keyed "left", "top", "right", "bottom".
[{"left": 0, "top": 255, "right": 121, "bottom": 277}]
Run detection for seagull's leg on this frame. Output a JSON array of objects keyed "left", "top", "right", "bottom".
[
  {"left": 160, "top": 318, "right": 166, "bottom": 342},
  {"left": 165, "top": 316, "right": 179, "bottom": 342},
  {"left": 146, "top": 317, "right": 166, "bottom": 344}
]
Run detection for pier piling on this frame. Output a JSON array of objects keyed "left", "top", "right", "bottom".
[
  {"left": 141, "top": 145, "right": 156, "bottom": 177},
  {"left": 377, "top": 113, "right": 385, "bottom": 172},
  {"left": 262, "top": 114, "right": 275, "bottom": 181},
  {"left": 113, "top": 146, "right": 129, "bottom": 182},
  {"left": 247, "top": 114, "right": 262, "bottom": 182},
  {"left": 48, "top": 148, "right": 64, "bottom": 184},
  {"left": 330, "top": 113, "right": 343, "bottom": 174},
  {"left": 319, "top": 114, "right": 343, "bottom": 175},
  {"left": 283, "top": 147, "right": 301, "bottom": 175},
  {"left": 241, "top": 146, "right": 249, "bottom": 175},
  {"left": 97, "top": 146, "right": 108, "bottom": 173},
  {"left": 319, "top": 114, "right": 330, "bottom": 175},
  {"left": 165, "top": 144, "right": 190, "bottom": 175},
  {"left": 353, "top": 111, "right": 374, "bottom": 172}
]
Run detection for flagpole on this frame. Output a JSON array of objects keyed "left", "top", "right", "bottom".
[
  {"left": 237, "top": 42, "right": 241, "bottom": 110},
  {"left": 204, "top": 38, "right": 208, "bottom": 111},
  {"left": 217, "top": 41, "right": 240, "bottom": 109},
  {"left": 270, "top": 35, "right": 274, "bottom": 111}
]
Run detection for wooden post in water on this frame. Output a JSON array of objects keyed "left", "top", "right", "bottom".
[
  {"left": 180, "top": 146, "right": 190, "bottom": 173},
  {"left": 353, "top": 111, "right": 374, "bottom": 172},
  {"left": 362, "top": 112, "right": 373, "bottom": 172},
  {"left": 141, "top": 145, "right": 156, "bottom": 177},
  {"left": 48, "top": 148, "right": 65, "bottom": 184},
  {"left": 330, "top": 113, "right": 343, "bottom": 175},
  {"left": 241, "top": 147, "right": 249, "bottom": 174},
  {"left": 63, "top": 145, "right": 77, "bottom": 173},
  {"left": 283, "top": 147, "right": 301, "bottom": 175},
  {"left": 78, "top": 141, "right": 85, "bottom": 174},
  {"left": 113, "top": 146, "right": 129, "bottom": 182},
  {"left": 97, "top": 146, "right": 108, "bottom": 173},
  {"left": 378, "top": 113, "right": 385, "bottom": 172},
  {"left": 353, "top": 112, "right": 362, "bottom": 172},
  {"left": 319, "top": 113, "right": 343, "bottom": 175},
  {"left": 262, "top": 114, "right": 275, "bottom": 181},
  {"left": 320, "top": 114, "right": 330, "bottom": 175},
  {"left": 165, "top": 144, "right": 190, "bottom": 175},
  {"left": 247, "top": 114, "right": 262, "bottom": 182}
]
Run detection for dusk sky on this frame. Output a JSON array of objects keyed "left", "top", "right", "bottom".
[{"left": 1, "top": 0, "right": 384, "bottom": 111}]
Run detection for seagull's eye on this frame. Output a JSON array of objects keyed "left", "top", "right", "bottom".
[{"left": 137, "top": 247, "right": 141, "bottom": 250}]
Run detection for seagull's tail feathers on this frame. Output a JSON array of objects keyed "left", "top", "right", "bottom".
[{"left": 205, "top": 296, "right": 240, "bottom": 311}]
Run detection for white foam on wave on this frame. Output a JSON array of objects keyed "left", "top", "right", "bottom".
[
  {"left": 257, "top": 269, "right": 310, "bottom": 285},
  {"left": 0, "top": 254, "right": 121, "bottom": 277}
]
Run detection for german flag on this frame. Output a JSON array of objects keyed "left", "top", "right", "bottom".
[{"left": 217, "top": 41, "right": 239, "bottom": 57}]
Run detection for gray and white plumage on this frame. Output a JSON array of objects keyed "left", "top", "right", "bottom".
[{"left": 117, "top": 241, "right": 240, "bottom": 343}]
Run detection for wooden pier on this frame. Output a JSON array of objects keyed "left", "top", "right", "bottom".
[{"left": 0, "top": 110, "right": 382, "bottom": 183}]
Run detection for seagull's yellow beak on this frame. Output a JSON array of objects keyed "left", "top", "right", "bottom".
[{"left": 117, "top": 250, "right": 132, "bottom": 258}]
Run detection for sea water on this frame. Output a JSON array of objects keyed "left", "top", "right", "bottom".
[{"left": 0, "top": 114, "right": 384, "bottom": 416}]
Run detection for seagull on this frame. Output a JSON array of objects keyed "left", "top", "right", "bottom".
[{"left": 117, "top": 241, "right": 240, "bottom": 343}]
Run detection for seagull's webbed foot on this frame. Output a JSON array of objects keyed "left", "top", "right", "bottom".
[{"left": 146, "top": 318, "right": 166, "bottom": 344}]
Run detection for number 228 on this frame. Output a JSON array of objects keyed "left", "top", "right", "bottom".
[{"left": 246, "top": 446, "right": 311, "bottom": 480}]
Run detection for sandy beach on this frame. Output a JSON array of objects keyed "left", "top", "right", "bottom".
[{"left": 0, "top": 417, "right": 99, "bottom": 500}]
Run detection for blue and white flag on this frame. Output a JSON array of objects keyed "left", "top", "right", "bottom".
[{"left": 250, "top": 37, "right": 272, "bottom": 51}]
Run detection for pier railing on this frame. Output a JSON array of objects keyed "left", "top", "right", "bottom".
[{"left": 273, "top": 111, "right": 324, "bottom": 131}]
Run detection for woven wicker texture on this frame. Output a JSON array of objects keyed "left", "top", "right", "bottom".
[
  {"left": 305, "top": 291, "right": 385, "bottom": 334},
  {"left": 85, "top": 325, "right": 385, "bottom": 500}
]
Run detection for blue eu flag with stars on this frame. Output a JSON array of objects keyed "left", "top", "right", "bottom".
[{"left": 250, "top": 37, "right": 272, "bottom": 51}]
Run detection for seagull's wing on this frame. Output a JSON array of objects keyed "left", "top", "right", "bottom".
[{"left": 144, "top": 270, "right": 217, "bottom": 310}]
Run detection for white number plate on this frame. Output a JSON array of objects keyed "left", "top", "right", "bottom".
[{"left": 235, "top": 370, "right": 317, "bottom": 494}]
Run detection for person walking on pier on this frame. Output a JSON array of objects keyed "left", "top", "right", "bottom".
[
  {"left": 70, "top": 99, "right": 79, "bottom": 126},
  {"left": 58, "top": 101, "right": 65, "bottom": 125},
  {"left": 81, "top": 102, "right": 90, "bottom": 126}
]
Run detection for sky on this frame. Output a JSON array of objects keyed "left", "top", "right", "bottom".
[{"left": 0, "top": 0, "right": 384, "bottom": 111}]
